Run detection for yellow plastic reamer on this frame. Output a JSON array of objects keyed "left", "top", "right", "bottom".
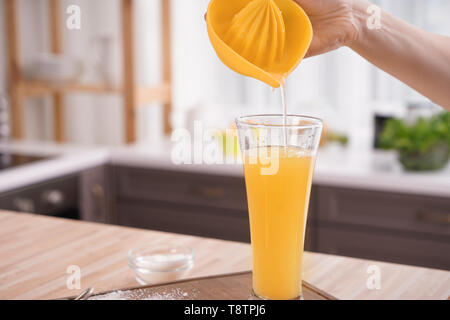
[{"left": 206, "top": 0, "right": 313, "bottom": 88}]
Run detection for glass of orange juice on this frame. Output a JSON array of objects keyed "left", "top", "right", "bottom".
[{"left": 236, "top": 114, "right": 322, "bottom": 300}]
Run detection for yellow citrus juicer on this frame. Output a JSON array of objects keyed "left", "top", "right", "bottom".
[{"left": 206, "top": 0, "right": 313, "bottom": 88}]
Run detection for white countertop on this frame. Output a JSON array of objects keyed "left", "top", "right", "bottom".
[
  {"left": 1, "top": 140, "right": 450, "bottom": 198},
  {"left": 0, "top": 141, "right": 109, "bottom": 193}
]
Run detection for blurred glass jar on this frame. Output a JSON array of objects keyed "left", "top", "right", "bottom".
[
  {"left": 405, "top": 99, "right": 440, "bottom": 125},
  {"left": 25, "top": 53, "right": 84, "bottom": 83}
]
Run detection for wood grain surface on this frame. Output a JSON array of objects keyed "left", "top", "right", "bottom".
[
  {"left": 0, "top": 210, "right": 449, "bottom": 300},
  {"left": 88, "top": 271, "right": 336, "bottom": 300}
]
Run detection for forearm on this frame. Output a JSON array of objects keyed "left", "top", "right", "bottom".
[{"left": 349, "top": 0, "right": 450, "bottom": 110}]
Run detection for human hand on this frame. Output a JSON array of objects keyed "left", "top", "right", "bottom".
[{"left": 294, "top": 0, "right": 368, "bottom": 57}]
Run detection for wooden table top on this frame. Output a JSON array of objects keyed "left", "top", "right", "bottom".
[{"left": 0, "top": 210, "right": 449, "bottom": 300}]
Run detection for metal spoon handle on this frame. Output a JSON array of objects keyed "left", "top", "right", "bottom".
[{"left": 74, "top": 287, "right": 94, "bottom": 300}]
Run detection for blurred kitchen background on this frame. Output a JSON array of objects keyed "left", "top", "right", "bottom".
[
  {"left": 0, "top": 0, "right": 448, "bottom": 146},
  {"left": 0, "top": 0, "right": 449, "bottom": 270}
]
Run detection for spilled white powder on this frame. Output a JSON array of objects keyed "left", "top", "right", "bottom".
[{"left": 89, "top": 287, "right": 194, "bottom": 300}]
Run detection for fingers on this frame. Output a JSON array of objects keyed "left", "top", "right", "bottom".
[
  {"left": 292, "top": 0, "right": 317, "bottom": 12},
  {"left": 304, "top": 37, "right": 329, "bottom": 58},
  {"left": 304, "top": 38, "right": 319, "bottom": 58}
]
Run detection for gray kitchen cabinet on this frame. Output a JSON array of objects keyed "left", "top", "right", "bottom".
[
  {"left": 117, "top": 201, "right": 251, "bottom": 242},
  {"left": 114, "top": 166, "right": 248, "bottom": 211},
  {"left": 111, "top": 166, "right": 317, "bottom": 248},
  {"left": 112, "top": 166, "right": 250, "bottom": 242},
  {"left": 315, "top": 186, "right": 450, "bottom": 270},
  {"left": 315, "top": 224, "right": 450, "bottom": 269},
  {"left": 79, "top": 165, "right": 111, "bottom": 223},
  {"left": 108, "top": 165, "right": 449, "bottom": 270},
  {"left": 0, "top": 174, "right": 79, "bottom": 219}
]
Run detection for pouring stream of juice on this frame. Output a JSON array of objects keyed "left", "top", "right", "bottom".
[
  {"left": 207, "top": 0, "right": 314, "bottom": 300},
  {"left": 280, "top": 83, "right": 288, "bottom": 148}
]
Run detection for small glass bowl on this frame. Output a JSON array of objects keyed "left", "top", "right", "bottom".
[{"left": 128, "top": 244, "right": 194, "bottom": 285}]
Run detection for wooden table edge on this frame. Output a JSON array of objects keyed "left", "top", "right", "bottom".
[{"left": 62, "top": 270, "right": 338, "bottom": 301}]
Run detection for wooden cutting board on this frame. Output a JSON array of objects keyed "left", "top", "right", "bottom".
[{"left": 88, "top": 271, "right": 337, "bottom": 300}]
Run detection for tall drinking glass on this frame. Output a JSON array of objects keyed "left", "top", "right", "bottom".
[{"left": 236, "top": 114, "right": 322, "bottom": 300}]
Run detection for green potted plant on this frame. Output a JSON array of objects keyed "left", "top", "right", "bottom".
[{"left": 379, "top": 112, "right": 450, "bottom": 171}]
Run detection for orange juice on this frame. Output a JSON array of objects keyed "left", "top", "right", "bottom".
[{"left": 243, "top": 146, "right": 315, "bottom": 300}]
